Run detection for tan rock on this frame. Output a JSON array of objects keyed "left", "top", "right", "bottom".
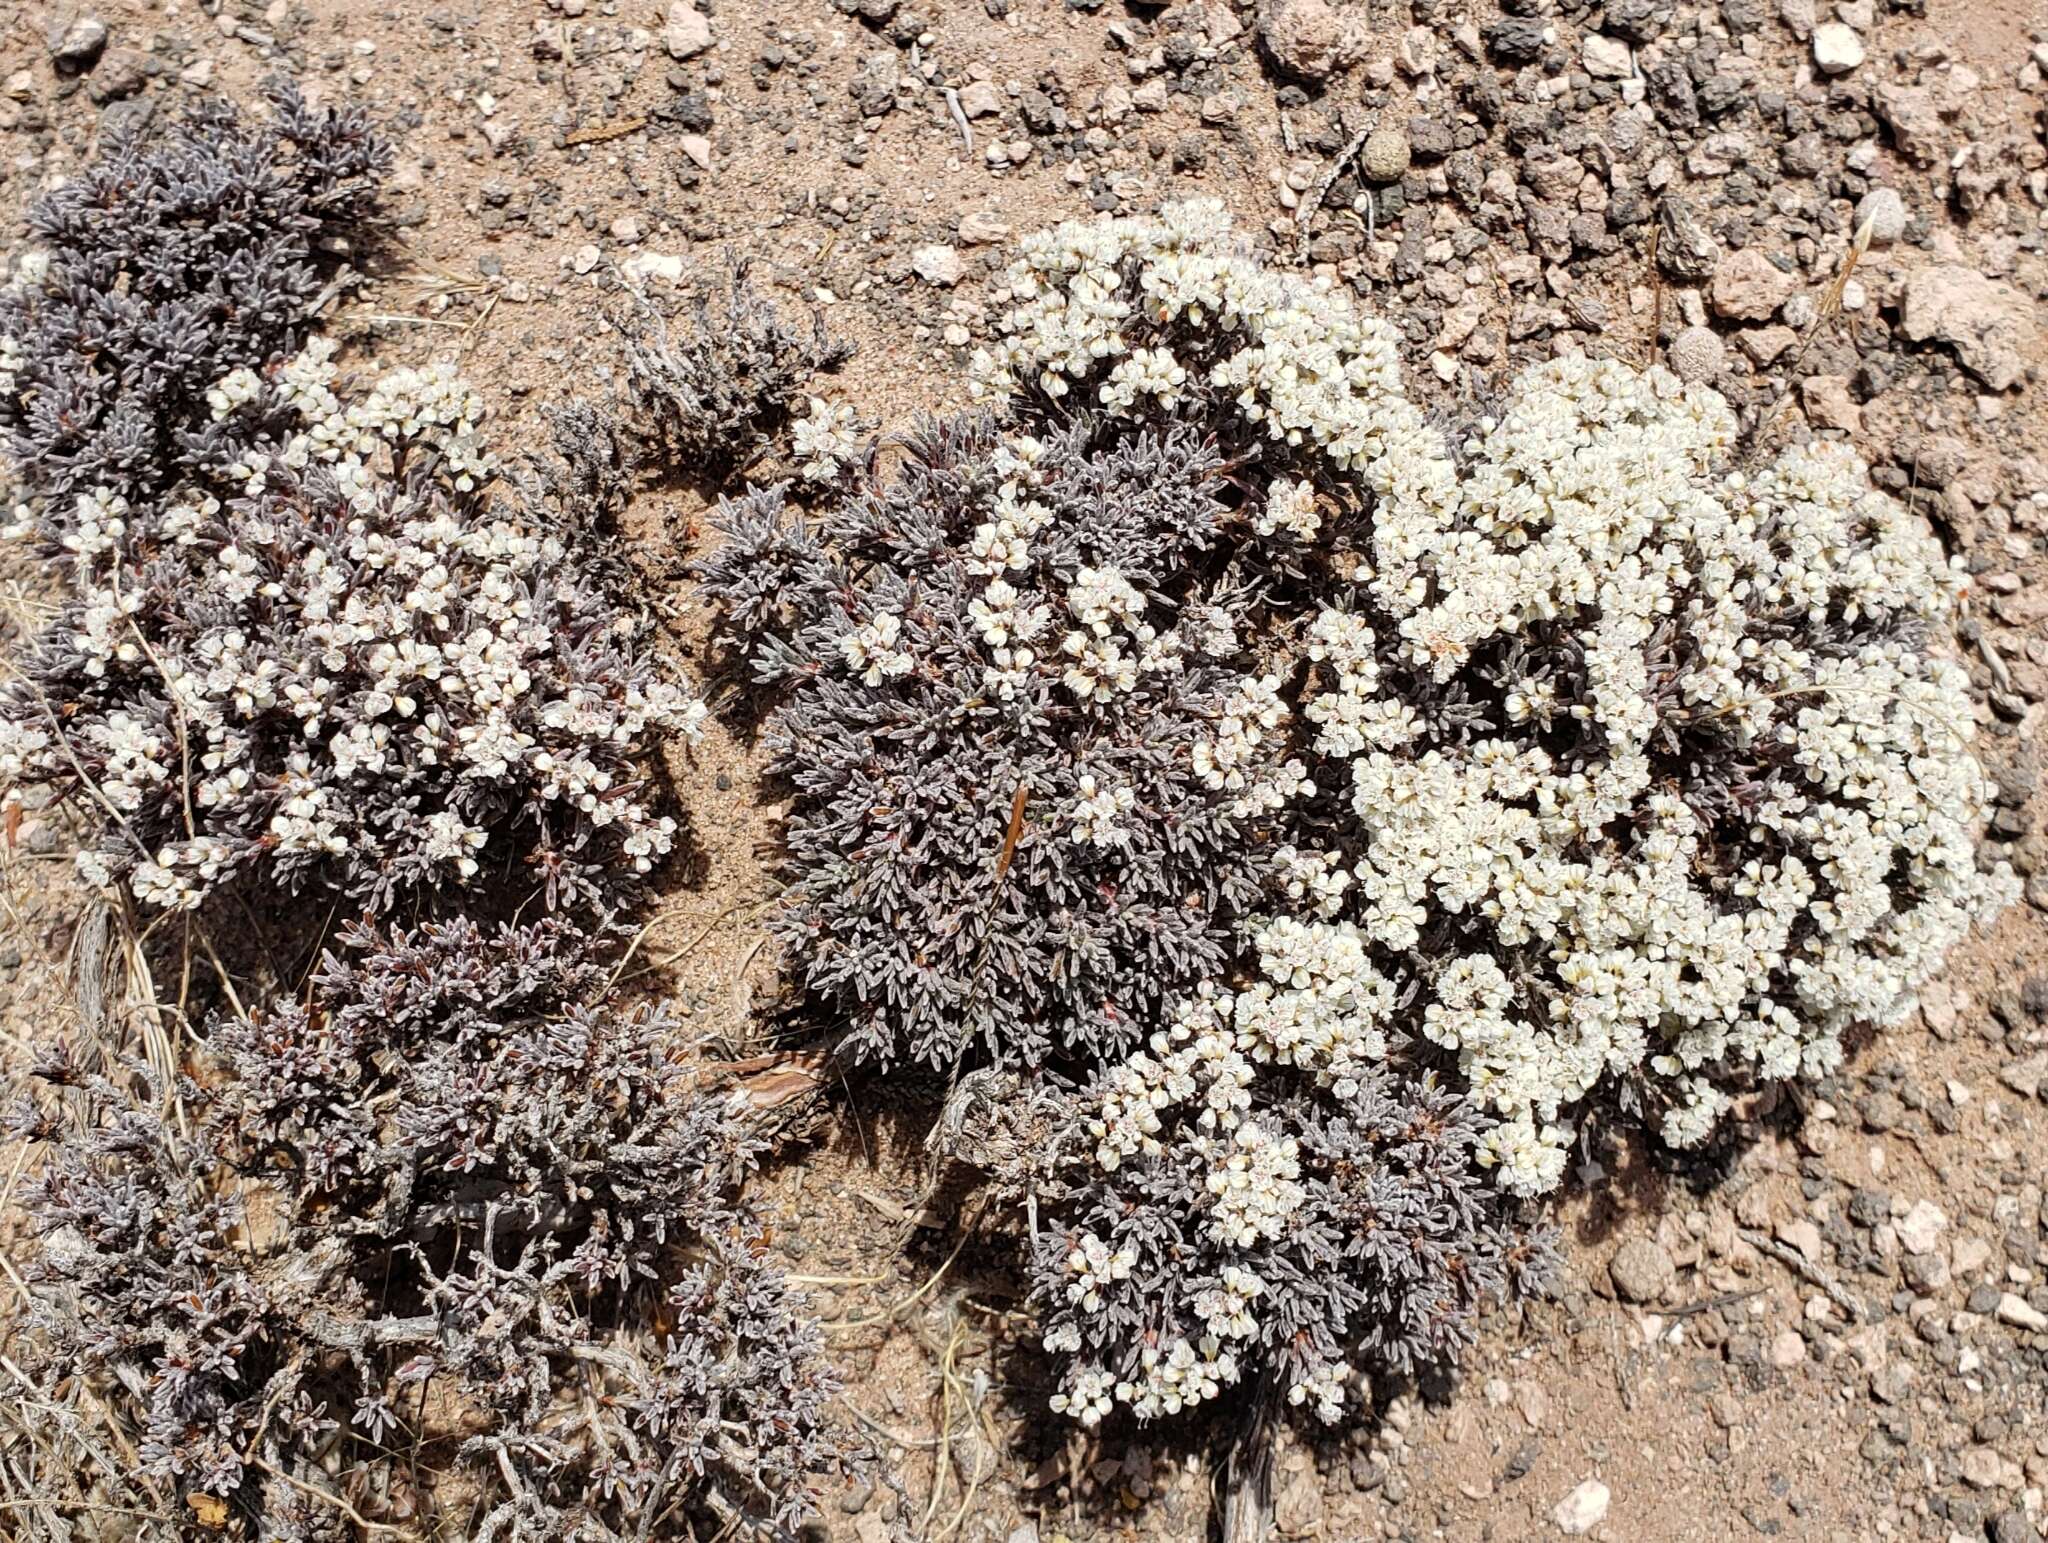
[
  {"left": 662, "top": 1, "right": 711, "bottom": 59},
  {"left": 1711, "top": 248, "right": 1797, "bottom": 322},
  {"left": 1801, "top": 376, "right": 1861, "bottom": 432},
  {"left": 1898, "top": 263, "right": 2030, "bottom": 390},
  {"left": 956, "top": 80, "right": 1004, "bottom": 119},
  {"left": 1257, "top": 0, "right": 1366, "bottom": 81}
]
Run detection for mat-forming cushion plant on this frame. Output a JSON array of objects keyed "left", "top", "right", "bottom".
[
  {"left": 15, "top": 919, "right": 846, "bottom": 1541},
  {"left": 704, "top": 201, "right": 2009, "bottom": 1442},
  {"left": 971, "top": 200, "right": 2015, "bottom": 1197},
  {"left": 4, "top": 75, "right": 2017, "bottom": 1524},
  {"left": 1, "top": 90, "right": 851, "bottom": 1543}
]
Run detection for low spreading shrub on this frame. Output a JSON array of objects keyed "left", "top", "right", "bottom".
[
  {"left": 701, "top": 412, "right": 1305, "bottom": 1069},
  {"left": 2, "top": 89, "right": 848, "bottom": 1543},
  {"left": 14, "top": 918, "right": 849, "bottom": 1539},
  {"left": 697, "top": 202, "right": 2009, "bottom": 1453},
  {"left": 0, "top": 343, "right": 702, "bottom": 914}
]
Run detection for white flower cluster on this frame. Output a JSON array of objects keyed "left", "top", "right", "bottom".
[
  {"left": 2, "top": 345, "right": 706, "bottom": 909},
  {"left": 926, "top": 430, "right": 1305, "bottom": 835},
  {"left": 1068, "top": 773, "right": 1136, "bottom": 848},
  {"left": 0, "top": 331, "right": 23, "bottom": 399},
  {"left": 972, "top": 199, "right": 1447, "bottom": 568},
  {"left": 0, "top": 253, "right": 40, "bottom": 396},
  {"left": 982, "top": 203, "right": 2014, "bottom": 1196},
  {"left": 1253, "top": 477, "right": 1321, "bottom": 541},
  {"left": 214, "top": 340, "right": 493, "bottom": 506},
  {"left": 1193, "top": 674, "right": 1311, "bottom": 818},
  {"left": 1313, "top": 357, "right": 2012, "bottom": 1191},
  {"left": 840, "top": 610, "right": 915, "bottom": 687},
  {"left": 1050, "top": 1232, "right": 1242, "bottom": 1425},
  {"left": 790, "top": 396, "right": 861, "bottom": 483},
  {"left": 1048, "top": 974, "right": 1395, "bottom": 1426},
  {"left": 1058, "top": 1230, "right": 1135, "bottom": 1314}
]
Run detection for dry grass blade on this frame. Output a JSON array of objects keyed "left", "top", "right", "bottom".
[
  {"left": 1750, "top": 211, "right": 1875, "bottom": 443},
  {"left": 0, "top": 1357, "right": 176, "bottom": 1539},
  {"left": 561, "top": 116, "right": 647, "bottom": 147},
  {"left": 991, "top": 784, "right": 1029, "bottom": 885}
]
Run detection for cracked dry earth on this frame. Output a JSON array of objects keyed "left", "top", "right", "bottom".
[{"left": 4, "top": 0, "right": 2048, "bottom": 1537}]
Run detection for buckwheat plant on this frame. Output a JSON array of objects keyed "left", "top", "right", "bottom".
[
  {"left": 974, "top": 201, "right": 2017, "bottom": 1194},
  {"left": 621, "top": 255, "right": 851, "bottom": 481},
  {"left": 0, "top": 341, "right": 703, "bottom": 913},
  {"left": 11, "top": 918, "right": 851, "bottom": 1540},
  {"left": 1029, "top": 985, "right": 1554, "bottom": 1431},
  {"left": 0, "top": 83, "right": 385, "bottom": 513},
  {"left": 699, "top": 411, "right": 1307, "bottom": 1069}
]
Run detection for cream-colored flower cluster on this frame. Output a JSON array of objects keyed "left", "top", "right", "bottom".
[
  {"left": 1049, "top": 976, "right": 1397, "bottom": 1425},
  {"left": 790, "top": 396, "right": 861, "bottom": 483},
  {"left": 983, "top": 203, "right": 2014, "bottom": 1195},
  {"left": 2, "top": 347, "right": 704, "bottom": 910},
  {"left": 1323, "top": 357, "right": 2011, "bottom": 1191}
]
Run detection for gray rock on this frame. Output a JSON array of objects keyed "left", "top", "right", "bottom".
[
  {"left": 849, "top": 52, "right": 899, "bottom": 116},
  {"left": 84, "top": 46, "right": 146, "bottom": 104},
  {"left": 1606, "top": 0, "right": 1665, "bottom": 40},
  {"left": 1855, "top": 187, "right": 1907, "bottom": 245},
  {"left": 1871, "top": 83, "right": 1949, "bottom": 166},
  {"left": 48, "top": 14, "right": 108, "bottom": 70},
  {"left": 1896, "top": 1200, "right": 1947, "bottom": 1255},
  {"left": 1609, "top": 1238, "right": 1675, "bottom": 1303},
  {"left": 1488, "top": 15, "right": 1550, "bottom": 61},
  {"left": 1258, "top": 0, "right": 1365, "bottom": 81},
  {"left": 1656, "top": 196, "right": 1720, "bottom": 281},
  {"left": 1710, "top": 248, "right": 1796, "bottom": 322},
  {"left": 958, "top": 210, "right": 1011, "bottom": 245},
  {"left": 955, "top": 80, "right": 1004, "bottom": 119},
  {"left": 1991, "top": 1511, "right": 2034, "bottom": 1543},
  {"left": 1553, "top": 1478, "right": 1611, "bottom": 1535},
  {"left": 1902, "top": 1250, "right": 1951, "bottom": 1294},
  {"left": 1274, "top": 1461, "right": 1323, "bottom": 1535},
  {"left": 911, "top": 244, "right": 964, "bottom": 287},
  {"left": 1668, "top": 325, "right": 1725, "bottom": 382},
  {"left": 1995, "top": 1292, "right": 2048, "bottom": 1332},
  {"left": 2001, "top": 1053, "right": 2047, "bottom": 1100},
  {"left": 1861, "top": 1090, "right": 1903, "bottom": 1132},
  {"left": 1583, "top": 34, "right": 1634, "bottom": 77}
]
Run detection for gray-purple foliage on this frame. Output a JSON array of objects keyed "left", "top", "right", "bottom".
[
  {"left": 0, "top": 351, "right": 703, "bottom": 916},
  {"left": 1022, "top": 1000, "right": 1557, "bottom": 1430},
  {"left": 620, "top": 255, "right": 851, "bottom": 482},
  {"left": 0, "top": 82, "right": 386, "bottom": 514},
  {"left": 12, "top": 918, "right": 850, "bottom": 1540},
  {"left": 1, "top": 87, "right": 848, "bottom": 1543},
  {"left": 699, "top": 412, "right": 1307, "bottom": 1070}
]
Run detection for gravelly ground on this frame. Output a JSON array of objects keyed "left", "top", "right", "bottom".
[{"left": 4, "top": 0, "right": 2048, "bottom": 1536}]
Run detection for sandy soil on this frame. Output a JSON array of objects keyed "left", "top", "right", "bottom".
[{"left": 3, "top": 0, "right": 2048, "bottom": 1537}]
